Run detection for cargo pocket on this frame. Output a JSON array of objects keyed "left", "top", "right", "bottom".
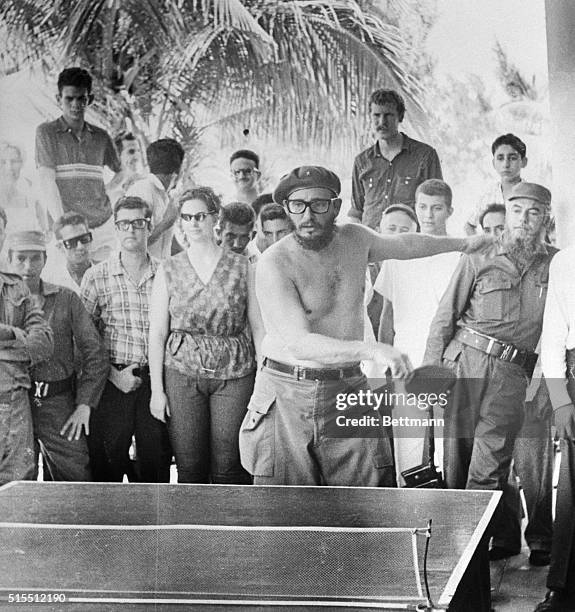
[
  {"left": 239, "top": 389, "right": 276, "bottom": 477},
  {"left": 442, "top": 340, "right": 464, "bottom": 375}
]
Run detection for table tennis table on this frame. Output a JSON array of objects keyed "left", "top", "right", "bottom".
[{"left": 0, "top": 482, "right": 500, "bottom": 611}]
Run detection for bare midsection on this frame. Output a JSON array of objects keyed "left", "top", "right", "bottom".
[{"left": 261, "top": 304, "right": 365, "bottom": 368}]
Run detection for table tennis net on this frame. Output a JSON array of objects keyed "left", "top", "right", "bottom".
[{"left": 1, "top": 523, "right": 430, "bottom": 606}]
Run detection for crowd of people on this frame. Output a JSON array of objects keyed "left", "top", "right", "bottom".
[{"left": 0, "top": 66, "right": 573, "bottom": 611}]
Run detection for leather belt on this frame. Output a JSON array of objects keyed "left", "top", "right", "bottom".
[
  {"left": 455, "top": 328, "right": 537, "bottom": 371},
  {"left": 263, "top": 358, "right": 362, "bottom": 381},
  {"left": 31, "top": 374, "right": 75, "bottom": 400}
]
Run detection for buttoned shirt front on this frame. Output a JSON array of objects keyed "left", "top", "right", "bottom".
[
  {"left": 80, "top": 252, "right": 157, "bottom": 366},
  {"left": 35, "top": 117, "right": 120, "bottom": 228},
  {"left": 32, "top": 282, "right": 109, "bottom": 408},
  {"left": 349, "top": 133, "right": 443, "bottom": 229},
  {"left": 424, "top": 241, "right": 558, "bottom": 365}
]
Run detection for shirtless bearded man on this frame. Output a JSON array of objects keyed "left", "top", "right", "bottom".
[{"left": 239, "top": 166, "right": 489, "bottom": 486}]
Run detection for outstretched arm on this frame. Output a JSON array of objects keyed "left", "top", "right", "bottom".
[
  {"left": 257, "top": 254, "right": 411, "bottom": 377},
  {"left": 365, "top": 226, "right": 492, "bottom": 263}
]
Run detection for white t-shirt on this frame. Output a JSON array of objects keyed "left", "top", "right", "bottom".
[{"left": 374, "top": 251, "right": 461, "bottom": 367}]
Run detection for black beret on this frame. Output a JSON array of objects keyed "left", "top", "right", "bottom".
[{"left": 273, "top": 166, "right": 341, "bottom": 204}]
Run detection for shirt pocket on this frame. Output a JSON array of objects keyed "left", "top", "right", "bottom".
[
  {"left": 3, "top": 289, "right": 28, "bottom": 329},
  {"left": 239, "top": 386, "right": 276, "bottom": 477},
  {"left": 393, "top": 175, "right": 418, "bottom": 203},
  {"left": 476, "top": 276, "right": 515, "bottom": 321}
]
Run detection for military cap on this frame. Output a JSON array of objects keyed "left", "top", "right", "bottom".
[
  {"left": 273, "top": 166, "right": 341, "bottom": 205},
  {"left": 507, "top": 182, "right": 551, "bottom": 206},
  {"left": 7, "top": 230, "right": 47, "bottom": 251}
]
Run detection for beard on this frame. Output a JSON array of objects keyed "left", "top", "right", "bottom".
[
  {"left": 293, "top": 221, "right": 336, "bottom": 251},
  {"left": 500, "top": 228, "right": 544, "bottom": 269}
]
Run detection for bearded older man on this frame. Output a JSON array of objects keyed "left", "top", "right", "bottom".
[
  {"left": 423, "top": 182, "right": 557, "bottom": 561},
  {"left": 239, "top": 165, "right": 492, "bottom": 487}
]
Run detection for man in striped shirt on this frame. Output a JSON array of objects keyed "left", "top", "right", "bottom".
[{"left": 36, "top": 67, "right": 120, "bottom": 262}]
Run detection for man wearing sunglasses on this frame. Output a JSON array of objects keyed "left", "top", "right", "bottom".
[
  {"left": 80, "top": 196, "right": 172, "bottom": 483},
  {"left": 239, "top": 165, "right": 491, "bottom": 487},
  {"left": 42, "top": 211, "right": 95, "bottom": 293}
]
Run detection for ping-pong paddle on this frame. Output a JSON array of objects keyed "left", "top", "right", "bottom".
[{"left": 403, "top": 364, "right": 457, "bottom": 398}]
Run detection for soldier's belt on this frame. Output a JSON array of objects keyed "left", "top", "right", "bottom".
[
  {"left": 31, "top": 374, "right": 75, "bottom": 400},
  {"left": 455, "top": 328, "right": 538, "bottom": 376}
]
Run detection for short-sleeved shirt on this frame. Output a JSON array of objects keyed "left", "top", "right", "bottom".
[
  {"left": 80, "top": 251, "right": 157, "bottom": 366},
  {"left": 35, "top": 117, "right": 120, "bottom": 228},
  {"left": 374, "top": 252, "right": 461, "bottom": 367},
  {"left": 349, "top": 133, "right": 443, "bottom": 229},
  {"left": 162, "top": 250, "right": 255, "bottom": 379}
]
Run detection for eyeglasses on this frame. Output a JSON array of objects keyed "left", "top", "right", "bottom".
[
  {"left": 114, "top": 218, "right": 150, "bottom": 231},
  {"left": 284, "top": 198, "right": 336, "bottom": 214},
  {"left": 60, "top": 232, "right": 93, "bottom": 250},
  {"left": 180, "top": 212, "right": 215, "bottom": 223},
  {"left": 232, "top": 169, "right": 258, "bottom": 178}
]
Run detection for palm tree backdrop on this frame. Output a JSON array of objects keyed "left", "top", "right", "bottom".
[{"left": 1, "top": 0, "right": 427, "bottom": 177}]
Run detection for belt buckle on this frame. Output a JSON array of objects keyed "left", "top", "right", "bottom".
[
  {"left": 294, "top": 365, "right": 303, "bottom": 381},
  {"left": 500, "top": 344, "right": 518, "bottom": 362},
  {"left": 34, "top": 381, "right": 49, "bottom": 399}
]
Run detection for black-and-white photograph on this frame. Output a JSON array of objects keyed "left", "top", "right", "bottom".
[{"left": 0, "top": 1, "right": 573, "bottom": 610}]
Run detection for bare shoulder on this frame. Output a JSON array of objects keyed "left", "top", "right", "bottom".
[{"left": 257, "top": 239, "right": 293, "bottom": 278}]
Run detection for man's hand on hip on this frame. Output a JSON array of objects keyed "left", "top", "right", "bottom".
[{"left": 109, "top": 364, "right": 142, "bottom": 394}]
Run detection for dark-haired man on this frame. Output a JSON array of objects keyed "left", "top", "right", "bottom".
[
  {"left": 80, "top": 196, "right": 172, "bottom": 482},
  {"left": 349, "top": 89, "right": 442, "bottom": 229},
  {"left": 127, "top": 138, "right": 184, "bottom": 260},
  {"left": 106, "top": 132, "right": 144, "bottom": 206},
  {"left": 9, "top": 230, "right": 108, "bottom": 481},
  {"left": 239, "top": 165, "right": 490, "bottom": 487},
  {"left": 424, "top": 182, "right": 557, "bottom": 562},
  {"left": 217, "top": 201, "right": 256, "bottom": 256},
  {"left": 465, "top": 133, "right": 527, "bottom": 235},
  {"left": 479, "top": 203, "right": 506, "bottom": 238},
  {"left": 230, "top": 149, "right": 261, "bottom": 205},
  {"left": 36, "top": 67, "right": 120, "bottom": 262},
  {"left": 42, "top": 211, "right": 95, "bottom": 293}
]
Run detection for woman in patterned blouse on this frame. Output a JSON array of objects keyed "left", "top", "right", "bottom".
[{"left": 148, "top": 186, "right": 260, "bottom": 483}]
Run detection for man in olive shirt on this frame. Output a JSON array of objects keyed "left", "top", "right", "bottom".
[
  {"left": 424, "top": 182, "right": 557, "bottom": 561},
  {"left": 0, "top": 233, "right": 53, "bottom": 484},
  {"left": 9, "top": 231, "right": 108, "bottom": 481}
]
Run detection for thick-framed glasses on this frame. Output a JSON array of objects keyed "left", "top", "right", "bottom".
[
  {"left": 284, "top": 198, "right": 336, "bottom": 214},
  {"left": 232, "top": 168, "right": 258, "bottom": 178},
  {"left": 60, "top": 232, "right": 93, "bottom": 250},
  {"left": 180, "top": 212, "right": 216, "bottom": 223},
  {"left": 114, "top": 218, "right": 150, "bottom": 231}
]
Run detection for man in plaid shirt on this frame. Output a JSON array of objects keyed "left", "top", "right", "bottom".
[{"left": 80, "top": 196, "right": 172, "bottom": 482}]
